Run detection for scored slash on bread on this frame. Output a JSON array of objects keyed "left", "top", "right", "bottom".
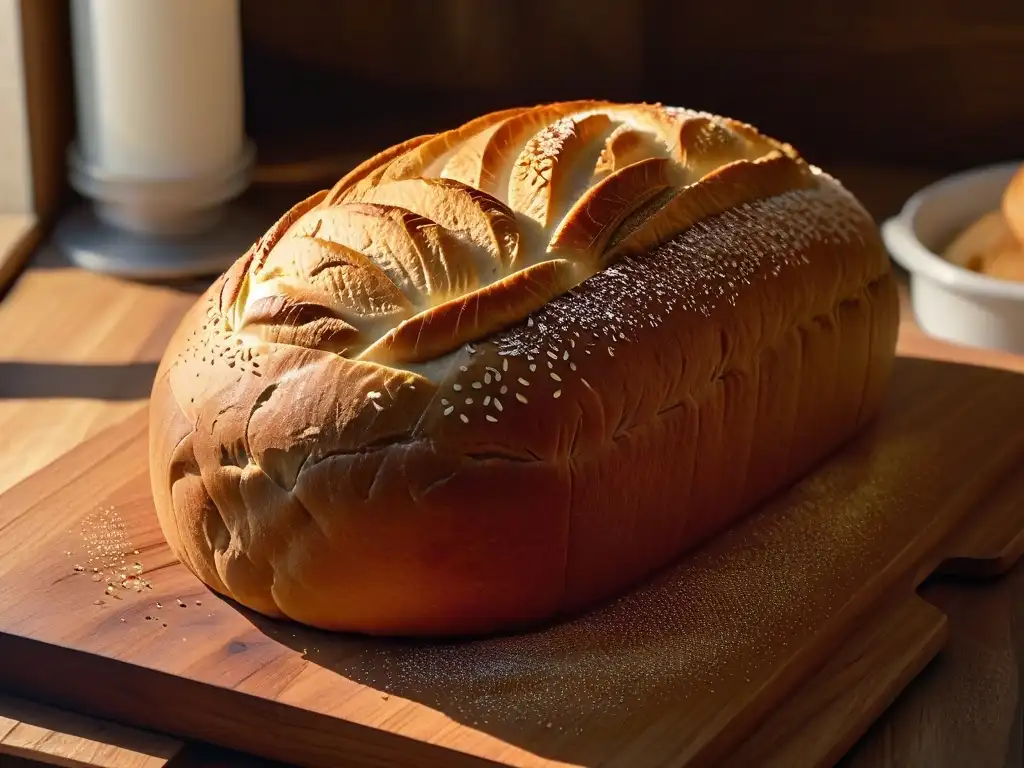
[
  {"left": 372, "top": 106, "right": 533, "bottom": 189},
  {"left": 358, "top": 177, "right": 521, "bottom": 277},
  {"left": 592, "top": 123, "right": 668, "bottom": 180},
  {"left": 679, "top": 117, "right": 766, "bottom": 178},
  {"left": 358, "top": 259, "right": 587, "bottom": 365},
  {"left": 548, "top": 157, "right": 675, "bottom": 258},
  {"left": 241, "top": 236, "right": 414, "bottom": 348},
  {"left": 290, "top": 202, "right": 481, "bottom": 306},
  {"left": 457, "top": 101, "right": 607, "bottom": 199},
  {"left": 225, "top": 100, "right": 804, "bottom": 365},
  {"left": 508, "top": 112, "right": 615, "bottom": 232},
  {"left": 239, "top": 294, "right": 362, "bottom": 355},
  {"left": 605, "top": 153, "right": 816, "bottom": 262}
]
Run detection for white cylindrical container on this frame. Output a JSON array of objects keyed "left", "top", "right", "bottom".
[{"left": 67, "top": 0, "right": 253, "bottom": 237}]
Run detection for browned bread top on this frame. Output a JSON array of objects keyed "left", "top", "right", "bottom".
[{"left": 219, "top": 101, "right": 804, "bottom": 368}]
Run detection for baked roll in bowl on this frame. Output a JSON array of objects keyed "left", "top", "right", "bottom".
[{"left": 149, "top": 101, "right": 899, "bottom": 637}]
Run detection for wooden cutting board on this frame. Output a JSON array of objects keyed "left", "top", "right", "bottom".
[{"left": 2, "top": 353, "right": 1024, "bottom": 768}]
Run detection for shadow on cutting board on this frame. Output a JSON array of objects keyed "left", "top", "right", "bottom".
[{"left": 0, "top": 361, "right": 159, "bottom": 400}]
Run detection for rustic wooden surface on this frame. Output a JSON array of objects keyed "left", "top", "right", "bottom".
[
  {"left": 0, "top": 213, "right": 39, "bottom": 296},
  {"left": 1, "top": 167, "right": 1023, "bottom": 767},
  {"left": 0, "top": 691, "right": 285, "bottom": 768},
  {"left": 0, "top": 692, "right": 177, "bottom": 768}
]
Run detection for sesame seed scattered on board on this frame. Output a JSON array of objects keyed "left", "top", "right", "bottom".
[
  {"left": 516, "top": 393, "right": 528, "bottom": 404},
  {"left": 459, "top": 414, "right": 469, "bottom": 423}
]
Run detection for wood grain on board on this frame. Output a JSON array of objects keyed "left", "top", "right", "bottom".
[
  {"left": 0, "top": 213, "right": 39, "bottom": 295},
  {"left": 725, "top": 597, "right": 949, "bottom": 768},
  {"left": 0, "top": 693, "right": 177, "bottom": 768},
  {"left": 1, "top": 350, "right": 1024, "bottom": 767},
  {"left": 842, "top": 574, "right": 1024, "bottom": 768}
]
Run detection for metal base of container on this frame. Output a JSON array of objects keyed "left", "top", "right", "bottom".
[{"left": 54, "top": 199, "right": 264, "bottom": 281}]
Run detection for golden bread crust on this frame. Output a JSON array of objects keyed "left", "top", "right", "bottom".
[{"left": 149, "top": 101, "right": 898, "bottom": 636}]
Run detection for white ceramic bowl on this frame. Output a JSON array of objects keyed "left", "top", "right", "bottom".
[{"left": 882, "top": 161, "right": 1024, "bottom": 354}]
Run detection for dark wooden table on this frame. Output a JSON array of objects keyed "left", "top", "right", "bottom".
[{"left": 2, "top": 167, "right": 1021, "bottom": 767}]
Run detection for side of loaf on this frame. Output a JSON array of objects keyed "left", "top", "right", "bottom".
[{"left": 149, "top": 100, "right": 899, "bottom": 637}]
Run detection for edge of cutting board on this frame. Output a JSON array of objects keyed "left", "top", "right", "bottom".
[{"left": 724, "top": 458, "right": 1024, "bottom": 768}]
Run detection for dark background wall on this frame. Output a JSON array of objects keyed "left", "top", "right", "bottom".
[{"left": 239, "top": 0, "right": 1024, "bottom": 173}]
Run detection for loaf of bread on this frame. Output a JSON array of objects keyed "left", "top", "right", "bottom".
[{"left": 149, "top": 101, "right": 900, "bottom": 637}]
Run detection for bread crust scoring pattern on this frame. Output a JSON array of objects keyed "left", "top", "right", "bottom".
[{"left": 224, "top": 101, "right": 794, "bottom": 365}]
